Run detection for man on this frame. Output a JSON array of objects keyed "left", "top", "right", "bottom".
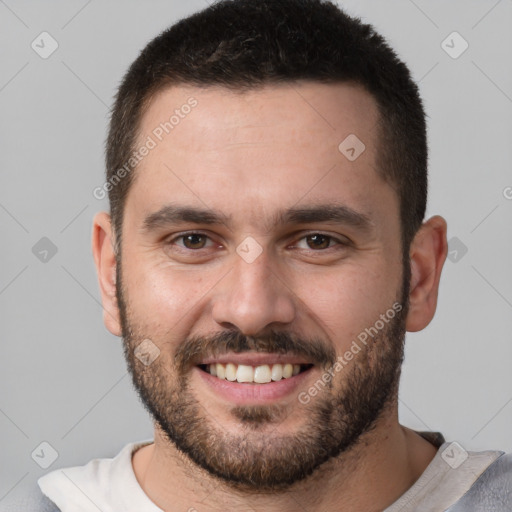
[{"left": 6, "top": 0, "right": 510, "bottom": 510}]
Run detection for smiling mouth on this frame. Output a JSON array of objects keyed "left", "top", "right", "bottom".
[{"left": 198, "top": 363, "right": 314, "bottom": 384}]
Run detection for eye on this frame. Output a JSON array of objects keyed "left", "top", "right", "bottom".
[
  {"left": 294, "top": 233, "right": 347, "bottom": 251},
  {"left": 165, "top": 232, "right": 348, "bottom": 255},
  {"left": 169, "top": 232, "right": 215, "bottom": 250}
]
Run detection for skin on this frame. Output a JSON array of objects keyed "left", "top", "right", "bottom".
[{"left": 92, "top": 81, "right": 448, "bottom": 511}]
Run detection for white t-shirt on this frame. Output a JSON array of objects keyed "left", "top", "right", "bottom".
[{"left": 37, "top": 438, "right": 501, "bottom": 512}]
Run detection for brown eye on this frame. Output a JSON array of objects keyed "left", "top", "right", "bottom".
[
  {"left": 305, "top": 234, "right": 332, "bottom": 250},
  {"left": 182, "top": 233, "right": 208, "bottom": 249}
]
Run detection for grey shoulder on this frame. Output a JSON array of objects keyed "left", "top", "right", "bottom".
[
  {"left": 446, "top": 452, "right": 512, "bottom": 511},
  {"left": 0, "top": 481, "right": 60, "bottom": 512}
]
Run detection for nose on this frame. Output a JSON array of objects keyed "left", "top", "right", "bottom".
[{"left": 211, "top": 246, "right": 296, "bottom": 336}]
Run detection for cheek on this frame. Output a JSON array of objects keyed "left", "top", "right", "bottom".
[
  {"left": 296, "top": 264, "right": 399, "bottom": 344},
  {"left": 123, "top": 257, "right": 214, "bottom": 329}
]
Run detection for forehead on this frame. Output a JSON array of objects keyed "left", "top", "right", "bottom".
[
  {"left": 125, "top": 81, "right": 395, "bottom": 232},
  {"left": 139, "top": 81, "right": 380, "bottom": 154}
]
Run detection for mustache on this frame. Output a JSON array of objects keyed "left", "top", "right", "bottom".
[{"left": 174, "top": 330, "right": 336, "bottom": 373}]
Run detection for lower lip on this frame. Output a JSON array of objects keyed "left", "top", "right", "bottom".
[{"left": 195, "top": 366, "right": 314, "bottom": 405}]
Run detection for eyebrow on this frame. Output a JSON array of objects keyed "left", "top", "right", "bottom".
[{"left": 140, "top": 203, "right": 374, "bottom": 234}]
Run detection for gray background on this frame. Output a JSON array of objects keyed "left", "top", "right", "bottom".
[{"left": 1, "top": 0, "right": 511, "bottom": 502}]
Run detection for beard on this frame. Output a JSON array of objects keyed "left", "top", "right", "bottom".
[{"left": 116, "top": 255, "right": 410, "bottom": 492}]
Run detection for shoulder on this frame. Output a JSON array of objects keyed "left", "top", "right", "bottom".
[
  {"left": 0, "top": 481, "right": 60, "bottom": 512},
  {"left": 446, "top": 452, "right": 512, "bottom": 511}
]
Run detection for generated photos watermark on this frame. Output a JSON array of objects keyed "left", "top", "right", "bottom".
[
  {"left": 298, "top": 301, "right": 403, "bottom": 404},
  {"left": 93, "top": 97, "right": 198, "bottom": 200}
]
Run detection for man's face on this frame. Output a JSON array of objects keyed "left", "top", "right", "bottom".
[{"left": 116, "top": 82, "right": 407, "bottom": 490}]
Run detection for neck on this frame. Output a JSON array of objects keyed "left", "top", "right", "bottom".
[{"left": 132, "top": 408, "right": 438, "bottom": 512}]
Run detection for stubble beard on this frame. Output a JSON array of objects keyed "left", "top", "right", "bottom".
[{"left": 116, "top": 253, "right": 409, "bottom": 491}]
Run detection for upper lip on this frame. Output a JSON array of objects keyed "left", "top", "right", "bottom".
[{"left": 198, "top": 352, "right": 312, "bottom": 366}]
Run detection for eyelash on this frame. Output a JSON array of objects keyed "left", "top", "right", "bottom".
[{"left": 166, "top": 231, "right": 350, "bottom": 252}]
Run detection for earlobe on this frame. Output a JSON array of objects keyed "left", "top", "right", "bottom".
[
  {"left": 405, "top": 215, "right": 448, "bottom": 333},
  {"left": 91, "top": 211, "right": 122, "bottom": 337}
]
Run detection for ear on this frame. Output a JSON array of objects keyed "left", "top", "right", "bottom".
[
  {"left": 91, "top": 211, "right": 122, "bottom": 337},
  {"left": 405, "top": 215, "right": 448, "bottom": 332}
]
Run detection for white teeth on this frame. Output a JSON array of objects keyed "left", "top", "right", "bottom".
[
  {"left": 205, "top": 362, "right": 308, "bottom": 383},
  {"left": 225, "top": 363, "right": 237, "bottom": 381},
  {"left": 271, "top": 364, "right": 283, "bottom": 381},
  {"left": 236, "top": 364, "right": 254, "bottom": 383},
  {"left": 282, "top": 363, "right": 293, "bottom": 379},
  {"left": 216, "top": 363, "right": 226, "bottom": 380},
  {"left": 254, "top": 364, "right": 272, "bottom": 383}
]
